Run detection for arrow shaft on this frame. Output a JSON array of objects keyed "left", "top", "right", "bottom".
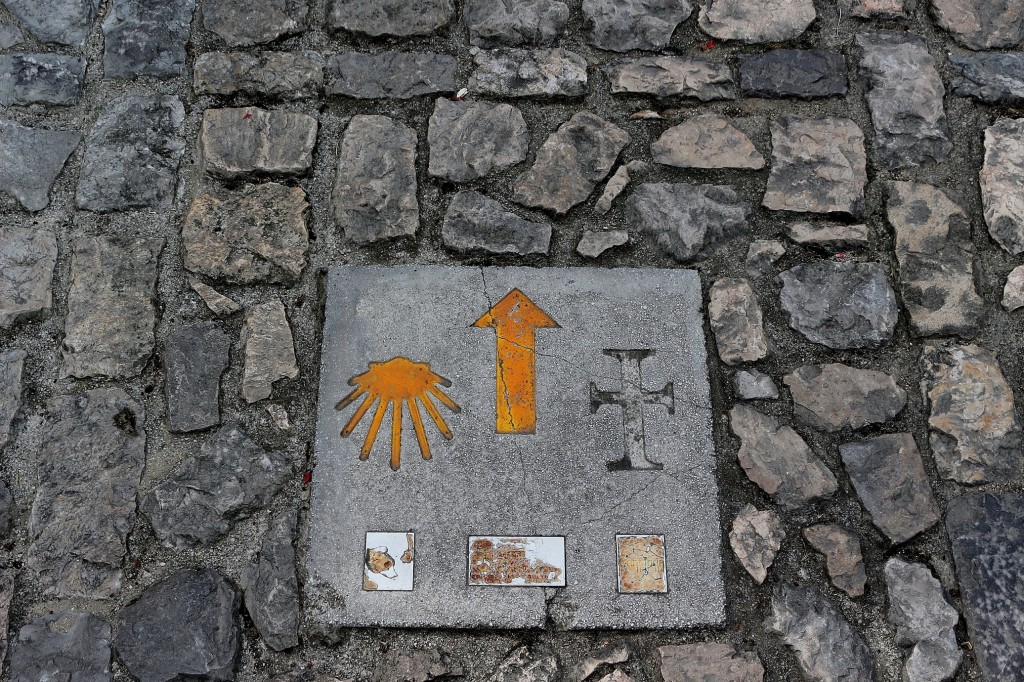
[{"left": 495, "top": 329, "right": 537, "bottom": 434}]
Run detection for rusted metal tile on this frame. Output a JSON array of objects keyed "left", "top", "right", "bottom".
[
  {"left": 616, "top": 534, "right": 668, "bottom": 594},
  {"left": 468, "top": 536, "right": 566, "bottom": 587},
  {"left": 364, "top": 532, "right": 415, "bottom": 591}
]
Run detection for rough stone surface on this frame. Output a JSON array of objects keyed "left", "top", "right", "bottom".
[
  {"left": 191, "top": 279, "right": 242, "bottom": 317},
  {"left": 442, "top": 191, "right": 550, "bottom": 255},
  {"left": 855, "top": 32, "right": 952, "bottom": 170},
  {"left": 0, "top": 571, "right": 12, "bottom": 666},
  {"left": 605, "top": 57, "right": 735, "bottom": 100},
  {"left": 803, "top": 524, "right": 866, "bottom": 597},
  {"left": 327, "top": 52, "right": 458, "bottom": 99},
  {"left": 730, "top": 504, "right": 785, "bottom": 584},
  {"left": 0, "top": 482, "right": 13, "bottom": 539},
  {"left": 114, "top": 568, "right": 241, "bottom": 682},
  {"left": 0, "top": 21, "right": 21, "bottom": 49},
  {"left": 729, "top": 404, "right": 838, "bottom": 509},
  {"left": 195, "top": 51, "right": 323, "bottom": 99},
  {"left": 75, "top": 95, "right": 184, "bottom": 212},
  {"left": 470, "top": 48, "right": 588, "bottom": 98},
  {"left": 840, "top": 0, "right": 908, "bottom": 16},
  {"left": 920, "top": 343, "right": 1021, "bottom": 484},
  {"left": 740, "top": 50, "right": 847, "bottom": 99},
  {"left": 788, "top": 222, "right": 870, "bottom": 249},
  {"left": 28, "top": 388, "right": 145, "bottom": 598},
  {"left": 0, "top": 350, "right": 25, "bottom": 452},
  {"left": 565, "top": 641, "right": 629, "bottom": 682},
  {"left": 201, "top": 107, "right": 318, "bottom": 179},
  {"left": 141, "top": 425, "right": 290, "bottom": 549},
  {"left": 766, "top": 583, "right": 876, "bottom": 681},
  {"left": 0, "top": 119, "right": 81, "bottom": 212},
  {"left": 658, "top": 643, "right": 764, "bottom": 681},
  {"left": 745, "top": 240, "right": 786, "bottom": 278},
  {"left": 428, "top": 98, "right": 529, "bottom": 182},
  {"left": 582, "top": 0, "right": 692, "bottom": 52},
  {"left": 1003, "top": 265, "right": 1024, "bottom": 311},
  {"left": 734, "top": 369, "right": 779, "bottom": 400},
  {"left": 489, "top": 647, "right": 559, "bottom": 682},
  {"left": 708, "top": 278, "right": 769, "bottom": 365},
  {"left": 0, "top": 227, "right": 56, "bottom": 329},
  {"left": 839, "top": 433, "right": 941, "bottom": 543},
  {"left": 783, "top": 363, "right": 907, "bottom": 432},
  {"left": 652, "top": 115, "right": 763, "bottom": 170},
  {"left": 373, "top": 649, "right": 463, "bottom": 682},
  {"left": 950, "top": 53, "right": 1024, "bottom": 106},
  {"left": 0, "top": 54, "right": 85, "bottom": 106},
  {"left": 183, "top": 183, "right": 310, "bottom": 284},
  {"left": 763, "top": 116, "right": 867, "bottom": 215},
  {"left": 1, "top": 0, "right": 100, "bottom": 46},
  {"left": 242, "top": 299, "right": 299, "bottom": 403},
  {"left": 887, "top": 181, "right": 984, "bottom": 336},
  {"left": 593, "top": 160, "right": 646, "bottom": 215},
  {"left": 102, "top": 0, "right": 195, "bottom": 79},
  {"left": 980, "top": 118, "right": 1024, "bottom": 255},
  {"left": 243, "top": 506, "right": 300, "bottom": 651},
  {"left": 778, "top": 261, "right": 899, "bottom": 350},
  {"left": 203, "top": 0, "right": 308, "bottom": 46},
  {"left": 513, "top": 111, "right": 628, "bottom": 215},
  {"left": 332, "top": 115, "right": 419, "bottom": 243},
  {"left": 884, "top": 557, "right": 962, "bottom": 682},
  {"left": 698, "top": 0, "right": 816, "bottom": 43},
  {"left": 576, "top": 230, "right": 629, "bottom": 258},
  {"left": 946, "top": 493, "right": 1024, "bottom": 680},
  {"left": 62, "top": 236, "right": 163, "bottom": 380},
  {"left": 9, "top": 612, "right": 111, "bottom": 682},
  {"left": 165, "top": 322, "right": 231, "bottom": 433},
  {"left": 931, "top": 0, "right": 1024, "bottom": 50},
  {"left": 626, "top": 183, "right": 749, "bottom": 263},
  {"left": 465, "top": 0, "right": 569, "bottom": 47},
  {"left": 329, "top": 0, "right": 454, "bottom": 37}
]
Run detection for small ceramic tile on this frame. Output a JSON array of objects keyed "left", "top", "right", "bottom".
[
  {"left": 364, "top": 532, "right": 415, "bottom": 591},
  {"left": 468, "top": 536, "right": 566, "bottom": 587},
  {"left": 616, "top": 534, "right": 668, "bottom": 593}
]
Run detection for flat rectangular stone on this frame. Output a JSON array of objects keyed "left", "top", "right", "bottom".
[{"left": 307, "top": 266, "right": 723, "bottom": 630}]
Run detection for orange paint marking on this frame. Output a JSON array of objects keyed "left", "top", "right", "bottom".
[
  {"left": 336, "top": 357, "right": 460, "bottom": 470},
  {"left": 473, "top": 289, "right": 559, "bottom": 434}
]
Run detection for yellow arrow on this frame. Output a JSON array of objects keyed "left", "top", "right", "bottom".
[{"left": 473, "top": 289, "right": 559, "bottom": 434}]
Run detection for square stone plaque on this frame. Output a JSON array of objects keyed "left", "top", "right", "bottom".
[{"left": 306, "top": 266, "right": 723, "bottom": 629}]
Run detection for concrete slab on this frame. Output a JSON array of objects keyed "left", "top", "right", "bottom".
[{"left": 306, "top": 266, "right": 723, "bottom": 629}]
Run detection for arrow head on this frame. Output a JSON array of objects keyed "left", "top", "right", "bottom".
[{"left": 472, "top": 289, "right": 560, "bottom": 330}]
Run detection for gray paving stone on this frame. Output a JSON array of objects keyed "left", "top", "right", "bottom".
[
  {"left": 1004, "top": 265, "right": 1024, "bottom": 311},
  {"left": 141, "top": 425, "right": 290, "bottom": 549},
  {"left": 884, "top": 557, "right": 962, "bottom": 682},
  {"left": 739, "top": 50, "right": 847, "bottom": 99},
  {"left": 855, "top": 32, "right": 952, "bottom": 170},
  {"left": 75, "top": 94, "right": 184, "bottom": 212},
  {"left": 950, "top": 52, "right": 1024, "bottom": 106},
  {"left": 513, "top": 111, "right": 628, "bottom": 215},
  {"left": 0, "top": 227, "right": 56, "bottom": 329},
  {"left": 332, "top": 115, "right": 418, "bottom": 243},
  {"left": 327, "top": 52, "right": 458, "bottom": 99},
  {"left": 191, "top": 278, "right": 242, "bottom": 317},
  {"left": 0, "top": 119, "right": 81, "bottom": 212},
  {"left": 582, "top": 0, "right": 692, "bottom": 52},
  {"left": 921, "top": 343, "right": 1021, "bottom": 484},
  {"left": 9, "top": 612, "right": 111, "bottom": 682},
  {"left": 62, "top": 236, "right": 163, "bottom": 380},
  {"left": 605, "top": 57, "right": 735, "bottom": 100},
  {"left": 102, "top": 0, "right": 195, "bottom": 79},
  {"left": 114, "top": 568, "right": 241, "bottom": 682},
  {"left": 28, "top": 388, "right": 145, "bottom": 598},
  {"left": 784, "top": 363, "right": 906, "bottom": 432},
  {"left": 576, "top": 230, "right": 629, "bottom": 258},
  {"left": 201, "top": 107, "right": 318, "bottom": 180},
  {"left": 1, "top": 0, "right": 99, "bottom": 46},
  {"left": 733, "top": 369, "right": 778, "bottom": 400},
  {"left": 945, "top": 492, "right": 1024, "bottom": 680},
  {"left": 194, "top": 51, "right": 323, "bottom": 99},
  {"left": 626, "top": 183, "right": 749, "bottom": 263},
  {"left": 0, "top": 20, "right": 23, "bottom": 48},
  {"left": 203, "top": 0, "right": 308, "bottom": 46},
  {"left": 729, "top": 404, "right": 837, "bottom": 509},
  {"left": 840, "top": 0, "right": 908, "bottom": 16},
  {"left": 652, "top": 115, "right": 763, "bottom": 170},
  {"left": 470, "top": 48, "right": 587, "bottom": 98},
  {"left": 708, "top": 277, "right": 769, "bottom": 365},
  {"left": 763, "top": 116, "right": 867, "bottom": 215},
  {"left": 788, "top": 222, "right": 870, "bottom": 249},
  {"left": 428, "top": 98, "right": 529, "bottom": 182},
  {"left": 165, "top": 322, "right": 231, "bottom": 433},
  {"left": 803, "top": 524, "right": 865, "bottom": 598},
  {"left": 839, "top": 433, "right": 940, "bottom": 543},
  {"left": 242, "top": 299, "right": 299, "bottom": 403},
  {"left": 766, "top": 583, "right": 875, "bottom": 681},
  {"left": 730, "top": 504, "right": 784, "bottom": 584},
  {"left": 931, "top": 0, "right": 1023, "bottom": 50},
  {"left": 0, "top": 349, "right": 25, "bottom": 453},
  {"left": 309, "top": 266, "right": 723, "bottom": 629},
  {"left": 0, "top": 54, "right": 85, "bottom": 106},
  {"left": 658, "top": 643, "right": 764, "bottom": 681},
  {"left": 465, "top": 0, "right": 569, "bottom": 47},
  {"left": 183, "top": 183, "right": 310, "bottom": 284},
  {"left": 698, "top": 0, "right": 815, "bottom": 43},
  {"left": 779, "top": 261, "right": 898, "bottom": 349},
  {"left": 329, "top": 0, "right": 454, "bottom": 37},
  {"left": 243, "top": 506, "right": 300, "bottom": 651},
  {"left": 442, "top": 191, "right": 551, "bottom": 255},
  {"left": 980, "top": 118, "right": 1024, "bottom": 255}
]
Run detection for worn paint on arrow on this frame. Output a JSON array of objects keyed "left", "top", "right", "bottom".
[{"left": 473, "top": 289, "right": 559, "bottom": 434}]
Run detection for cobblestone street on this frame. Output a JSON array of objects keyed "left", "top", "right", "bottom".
[{"left": 0, "top": 0, "right": 1023, "bottom": 680}]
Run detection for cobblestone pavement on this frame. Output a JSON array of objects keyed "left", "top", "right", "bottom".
[{"left": 1, "top": 0, "right": 1023, "bottom": 680}]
